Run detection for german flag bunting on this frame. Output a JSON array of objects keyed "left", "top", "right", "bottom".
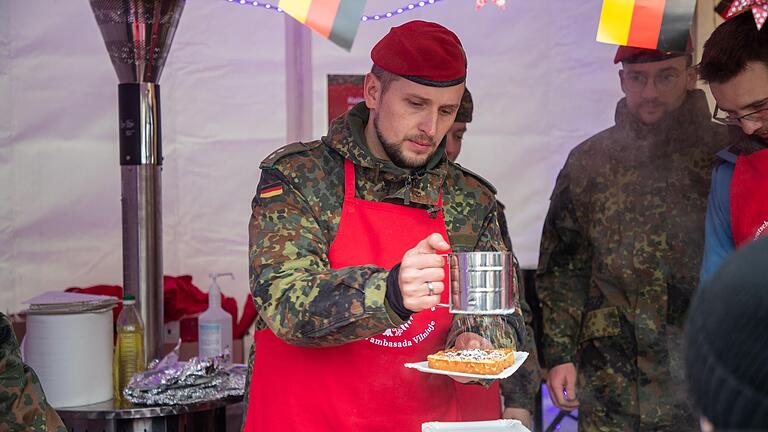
[{"left": 597, "top": 0, "right": 696, "bottom": 52}]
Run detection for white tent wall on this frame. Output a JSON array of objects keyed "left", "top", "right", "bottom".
[
  {"left": 1, "top": 0, "right": 634, "bottom": 314},
  {"left": 311, "top": 1, "right": 629, "bottom": 267}
]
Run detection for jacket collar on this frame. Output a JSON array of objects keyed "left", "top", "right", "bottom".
[
  {"left": 322, "top": 102, "right": 448, "bottom": 208},
  {"left": 614, "top": 89, "right": 714, "bottom": 140}
]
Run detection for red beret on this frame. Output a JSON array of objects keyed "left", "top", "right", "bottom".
[
  {"left": 371, "top": 20, "right": 466, "bottom": 87},
  {"left": 614, "top": 37, "right": 693, "bottom": 64}
]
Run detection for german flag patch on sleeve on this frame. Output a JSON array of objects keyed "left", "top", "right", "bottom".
[{"left": 259, "top": 184, "right": 283, "bottom": 198}]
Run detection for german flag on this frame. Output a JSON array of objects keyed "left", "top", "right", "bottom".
[
  {"left": 259, "top": 184, "right": 284, "bottom": 199},
  {"left": 596, "top": 0, "right": 696, "bottom": 52},
  {"left": 278, "top": 0, "right": 368, "bottom": 51}
]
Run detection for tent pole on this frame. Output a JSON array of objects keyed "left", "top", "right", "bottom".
[{"left": 285, "top": 17, "right": 313, "bottom": 143}]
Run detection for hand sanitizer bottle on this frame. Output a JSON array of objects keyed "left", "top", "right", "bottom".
[{"left": 198, "top": 272, "right": 234, "bottom": 360}]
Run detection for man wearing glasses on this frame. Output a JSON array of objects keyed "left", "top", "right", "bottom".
[
  {"left": 537, "top": 43, "right": 727, "bottom": 431},
  {"left": 699, "top": 11, "right": 768, "bottom": 283}
]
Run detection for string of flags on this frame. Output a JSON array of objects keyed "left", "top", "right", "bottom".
[
  {"left": 226, "top": 0, "right": 509, "bottom": 51},
  {"left": 275, "top": 0, "right": 368, "bottom": 51}
]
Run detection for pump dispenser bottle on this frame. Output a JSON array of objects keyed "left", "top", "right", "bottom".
[{"left": 198, "top": 272, "right": 234, "bottom": 360}]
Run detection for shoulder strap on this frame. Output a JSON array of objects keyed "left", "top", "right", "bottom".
[
  {"left": 454, "top": 163, "right": 497, "bottom": 195},
  {"left": 260, "top": 141, "right": 322, "bottom": 169}
]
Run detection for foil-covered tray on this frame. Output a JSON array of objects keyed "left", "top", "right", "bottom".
[{"left": 123, "top": 344, "right": 247, "bottom": 405}]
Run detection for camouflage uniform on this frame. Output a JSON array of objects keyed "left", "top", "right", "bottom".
[
  {"left": 0, "top": 313, "right": 66, "bottom": 432},
  {"left": 496, "top": 202, "right": 542, "bottom": 415},
  {"left": 245, "top": 102, "right": 526, "bottom": 416},
  {"left": 536, "top": 90, "right": 727, "bottom": 431}
]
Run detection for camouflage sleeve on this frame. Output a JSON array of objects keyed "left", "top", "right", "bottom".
[
  {"left": 447, "top": 200, "right": 527, "bottom": 352},
  {"left": 477, "top": 202, "right": 527, "bottom": 347},
  {"left": 491, "top": 203, "right": 542, "bottom": 412},
  {"left": 0, "top": 313, "right": 67, "bottom": 432},
  {"left": 474, "top": 200, "right": 508, "bottom": 253},
  {"left": 500, "top": 291, "right": 542, "bottom": 413},
  {"left": 536, "top": 168, "right": 591, "bottom": 367},
  {"left": 250, "top": 169, "right": 401, "bottom": 347}
]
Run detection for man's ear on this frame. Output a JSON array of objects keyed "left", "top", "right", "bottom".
[{"left": 364, "top": 72, "right": 381, "bottom": 110}]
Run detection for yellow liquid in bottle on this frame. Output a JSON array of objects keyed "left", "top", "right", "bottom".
[{"left": 113, "top": 326, "right": 146, "bottom": 401}]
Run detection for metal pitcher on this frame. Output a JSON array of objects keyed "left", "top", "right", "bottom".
[{"left": 443, "top": 251, "right": 519, "bottom": 315}]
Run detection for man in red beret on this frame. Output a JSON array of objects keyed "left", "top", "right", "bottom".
[
  {"left": 537, "top": 41, "right": 728, "bottom": 430},
  {"left": 243, "top": 20, "right": 526, "bottom": 432}
]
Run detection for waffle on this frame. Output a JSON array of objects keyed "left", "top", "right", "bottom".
[{"left": 427, "top": 348, "right": 515, "bottom": 375}]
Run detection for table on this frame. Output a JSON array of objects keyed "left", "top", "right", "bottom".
[{"left": 57, "top": 397, "right": 243, "bottom": 432}]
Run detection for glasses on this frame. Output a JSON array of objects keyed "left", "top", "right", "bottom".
[
  {"left": 713, "top": 104, "right": 768, "bottom": 126},
  {"left": 623, "top": 70, "right": 683, "bottom": 93}
]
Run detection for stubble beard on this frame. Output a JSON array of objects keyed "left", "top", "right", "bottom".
[{"left": 374, "top": 117, "right": 435, "bottom": 170}]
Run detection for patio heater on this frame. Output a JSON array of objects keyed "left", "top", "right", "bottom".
[{"left": 89, "top": 0, "right": 185, "bottom": 362}]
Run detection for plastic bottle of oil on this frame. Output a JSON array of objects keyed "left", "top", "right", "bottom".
[{"left": 113, "top": 294, "right": 146, "bottom": 401}]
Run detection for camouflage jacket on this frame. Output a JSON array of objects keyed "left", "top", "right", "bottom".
[
  {"left": 0, "top": 313, "right": 66, "bottom": 432},
  {"left": 496, "top": 202, "right": 542, "bottom": 413},
  {"left": 249, "top": 101, "right": 525, "bottom": 347},
  {"left": 536, "top": 90, "right": 727, "bottom": 427}
]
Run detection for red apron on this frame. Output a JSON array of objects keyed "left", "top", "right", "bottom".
[
  {"left": 244, "top": 159, "right": 459, "bottom": 431},
  {"left": 731, "top": 148, "right": 768, "bottom": 247},
  {"left": 454, "top": 381, "right": 502, "bottom": 420}
]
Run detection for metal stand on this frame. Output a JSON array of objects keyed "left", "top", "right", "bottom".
[{"left": 58, "top": 397, "right": 243, "bottom": 432}]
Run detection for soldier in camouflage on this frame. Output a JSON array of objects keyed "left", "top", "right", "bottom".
[
  {"left": 446, "top": 88, "right": 542, "bottom": 429},
  {"left": 536, "top": 44, "right": 728, "bottom": 431},
  {"left": 243, "top": 21, "right": 525, "bottom": 432},
  {"left": 0, "top": 313, "right": 66, "bottom": 432}
]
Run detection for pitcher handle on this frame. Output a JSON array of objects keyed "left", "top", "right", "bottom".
[{"left": 436, "top": 253, "right": 453, "bottom": 310}]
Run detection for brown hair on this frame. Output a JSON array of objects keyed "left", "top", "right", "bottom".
[
  {"left": 370, "top": 65, "right": 400, "bottom": 94},
  {"left": 699, "top": 11, "right": 768, "bottom": 83}
]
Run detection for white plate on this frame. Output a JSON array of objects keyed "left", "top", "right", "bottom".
[
  {"left": 422, "top": 419, "right": 530, "bottom": 431},
  {"left": 404, "top": 351, "right": 529, "bottom": 380}
]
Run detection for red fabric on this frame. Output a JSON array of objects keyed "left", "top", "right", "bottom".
[
  {"left": 163, "top": 275, "right": 237, "bottom": 325},
  {"left": 244, "top": 159, "right": 460, "bottom": 432},
  {"left": 66, "top": 276, "right": 238, "bottom": 341},
  {"left": 371, "top": 20, "right": 466, "bottom": 85},
  {"left": 731, "top": 148, "right": 768, "bottom": 247},
  {"left": 454, "top": 381, "right": 502, "bottom": 421}
]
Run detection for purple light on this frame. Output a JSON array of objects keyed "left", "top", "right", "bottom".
[{"left": 225, "top": 0, "right": 445, "bottom": 22}]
